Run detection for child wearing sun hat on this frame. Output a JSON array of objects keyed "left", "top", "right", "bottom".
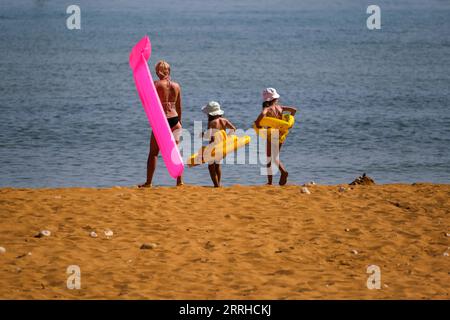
[
  {"left": 201, "top": 101, "right": 237, "bottom": 187},
  {"left": 254, "top": 88, "right": 297, "bottom": 186}
]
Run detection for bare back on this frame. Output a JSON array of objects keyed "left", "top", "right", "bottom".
[
  {"left": 263, "top": 104, "right": 283, "bottom": 119},
  {"left": 207, "top": 117, "right": 236, "bottom": 142},
  {"left": 208, "top": 118, "right": 234, "bottom": 130},
  {"left": 154, "top": 79, "right": 180, "bottom": 118}
]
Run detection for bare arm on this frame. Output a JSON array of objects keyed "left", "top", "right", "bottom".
[
  {"left": 281, "top": 106, "right": 297, "bottom": 116},
  {"left": 202, "top": 123, "right": 212, "bottom": 140},
  {"left": 254, "top": 108, "right": 268, "bottom": 128},
  {"left": 225, "top": 119, "right": 236, "bottom": 135},
  {"left": 176, "top": 86, "right": 182, "bottom": 123}
]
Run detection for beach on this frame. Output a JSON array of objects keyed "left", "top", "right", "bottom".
[{"left": 0, "top": 183, "right": 448, "bottom": 299}]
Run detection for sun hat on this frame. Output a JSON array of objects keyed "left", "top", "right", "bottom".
[
  {"left": 262, "top": 88, "right": 280, "bottom": 102},
  {"left": 202, "top": 101, "right": 224, "bottom": 116}
]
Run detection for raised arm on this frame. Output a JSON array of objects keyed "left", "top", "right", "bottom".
[{"left": 281, "top": 106, "right": 297, "bottom": 116}]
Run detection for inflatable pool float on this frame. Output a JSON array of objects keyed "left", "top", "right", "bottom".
[
  {"left": 129, "top": 36, "right": 184, "bottom": 179},
  {"left": 253, "top": 114, "right": 295, "bottom": 143},
  {"left": 188, "top": 130, "right": 251, "bottom": 167}
]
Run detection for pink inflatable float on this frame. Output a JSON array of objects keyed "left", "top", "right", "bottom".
[{"left": 129, "top": 36, "right": 184, "bottom": 179}]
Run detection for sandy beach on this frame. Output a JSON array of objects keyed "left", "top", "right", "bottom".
[{"left": 0, "top": 184, "right": 448, "bottom": 299}]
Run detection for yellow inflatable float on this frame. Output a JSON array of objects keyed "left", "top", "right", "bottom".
[
  {"left": 253, "top": 114, "right": 295, "bottom": 143},
  {"left": 188, "top": 130, "right": 251, "bottom": 167}
]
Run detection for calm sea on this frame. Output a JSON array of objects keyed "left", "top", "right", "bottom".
[{"left": 0, "top": 0, "right": 449, "bottom": 187}]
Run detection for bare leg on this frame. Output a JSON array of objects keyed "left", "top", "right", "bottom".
[
  {"left": 139, "top": 133, "right": 159, "bottom": 188},
  {"left": 266, "top": 137, "right": 273, "bottom": 185},
  {"left": 172, "top": 124, "right": 184, "bottom": 186},
  {"left": 276, "top": 143, "right": 288, "bottom": 185},
  {"left": 267, "top": 138, "right": 288, "bottom": 185},
  {"left": 208, "top": 163, "right": 219, "bottom": 187},
  {"left": 215, "top": 163, "right": 222, "bottom": 187}
]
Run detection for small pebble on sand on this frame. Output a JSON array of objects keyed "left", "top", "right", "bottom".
[
  {"left": 104, "top": 229, "right": 113, "bottom": 238},
  {"left": 338, "top": 186, "right": 347, "bottom": 192},
  {"left": 444, "top": 252, "right": 449, "bottom": 257},
  {"left": 35, "top": 230, "right": 51, "bottom": 238},
  {"left": 90, "top": 231, "right": 98, "bottom": 238},
  {"left": 351, "top": 249, "right": 358, "bottom": 255},
  {"left": 0, "top": 247, "right": 6, "bottom": 254},
  {"left": 301, "top": 187, "right": 311, "bottom": 194},
  {"left": 140, "top": 243, "right": 157, "bottom": 250},
  {"left": 445, "top": 233, "right": 450, "bottom": 237},
  {"left": 345, "top": 228, "right": 350, "bottom": 232}
]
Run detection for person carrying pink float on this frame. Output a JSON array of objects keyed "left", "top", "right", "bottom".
[
  {"left": 139, "top": 60, "right": 184, "bottom": 187},
  {"left": 129, "top": 36, "right": 184, "bottom": 187}
]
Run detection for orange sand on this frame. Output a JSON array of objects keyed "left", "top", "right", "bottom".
[{"left": 0, "top": 184, "right": 449, "bottom": 299}]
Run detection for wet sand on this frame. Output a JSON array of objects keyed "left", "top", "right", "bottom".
[{"left": 0, "top": 184, "right": 449, "bottom": 299}]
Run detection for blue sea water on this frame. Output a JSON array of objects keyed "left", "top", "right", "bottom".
[{"left": 0, "top": 0, "right": 449, "bottom": 187}]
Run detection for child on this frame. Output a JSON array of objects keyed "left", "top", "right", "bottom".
[
  {"left": 254, "top": 88, "right": 297, "bottom": 186},
  {"left": 202, "top": 101, "right": 237, "bottom": 187}
]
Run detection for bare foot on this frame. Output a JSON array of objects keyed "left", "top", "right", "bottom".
[
  {"left": 138, "top": 182, "right": 152, "bottom": 188},
  {"left": 279, "top": 172, "right": 289, "bottom": 186},
  {"left": 176, "top": 177, "right": 184, "bottom": 186}
]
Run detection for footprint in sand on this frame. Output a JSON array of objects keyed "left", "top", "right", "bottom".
[{"left": 140, "top": 243, "right": 157, "bottom": 250}]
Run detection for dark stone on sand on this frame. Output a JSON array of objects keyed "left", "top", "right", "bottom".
[{"left": 349, "top": 173, "right": 375, "bottom": 186}]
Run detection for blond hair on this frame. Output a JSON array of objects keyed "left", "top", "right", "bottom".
[{"left": 155, "top": 60, "right": 171, "bottom": 79}]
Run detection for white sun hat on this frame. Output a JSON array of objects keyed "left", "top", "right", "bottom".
[
  {"left": 262, "top": 87, "right": 280, "bottom": 102},
  {"left": 202, "top": 101, "right": 224, "bottom": 116}
]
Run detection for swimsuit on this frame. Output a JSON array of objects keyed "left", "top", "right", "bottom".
[
  {"left": 159, "top": 78, "right": 180, "bottom": 129},
  {"left": 167, "top": 116, "right": 180, "bottom": 129}
]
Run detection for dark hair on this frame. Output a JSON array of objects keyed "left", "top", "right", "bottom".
[
  {"left": 208, "top": 114, "right": 222, "bottom": 122},
  {"left": 262, "top": 99, "right": 277, "bottom": 109}
]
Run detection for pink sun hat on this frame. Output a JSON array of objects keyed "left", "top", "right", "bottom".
[{"left": 262, "top": 87, "right": 280, "bottom": 102}]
